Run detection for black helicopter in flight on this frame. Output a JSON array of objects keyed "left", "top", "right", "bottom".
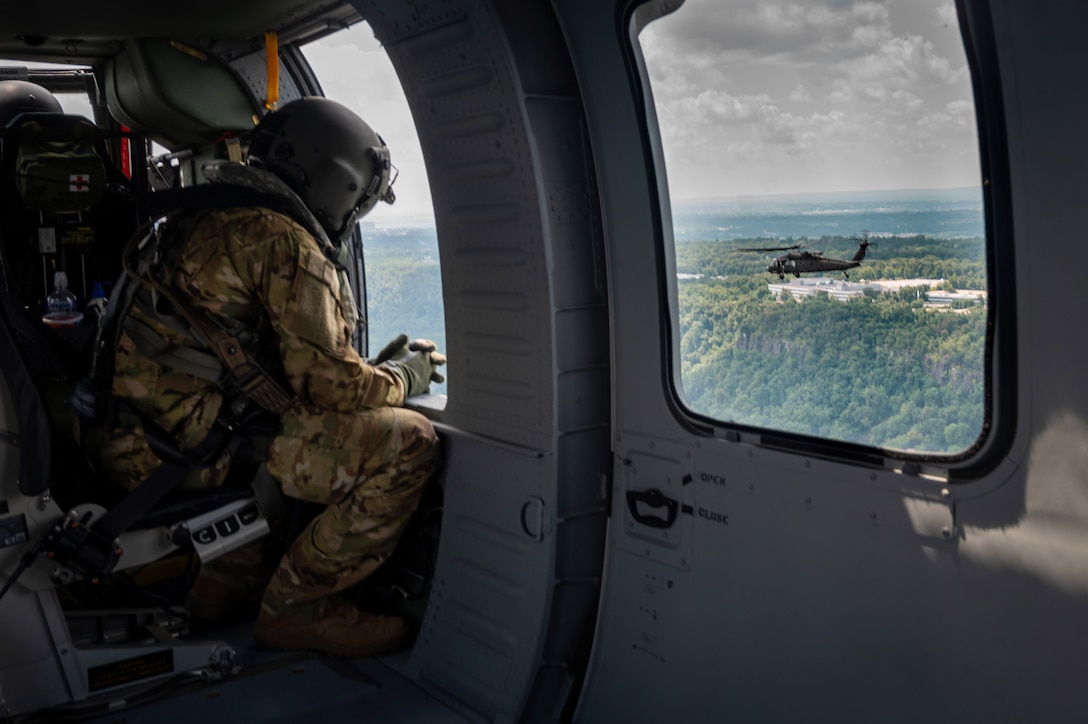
[{"left": 742, "top": 235, "right": 872, "bottom": 279}]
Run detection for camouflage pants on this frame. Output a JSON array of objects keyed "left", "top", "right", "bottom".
[{"left": 260, "top": 404, "right": 439, "bottom": 622}]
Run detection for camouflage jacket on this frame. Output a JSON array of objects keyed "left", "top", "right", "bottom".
[{"left": 95, "top": 206, "right": 407, "bottom": 484}]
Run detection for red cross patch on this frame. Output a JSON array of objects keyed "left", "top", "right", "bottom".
[{"left": 69, "top": 174, "right": 90, "bottom": 192}]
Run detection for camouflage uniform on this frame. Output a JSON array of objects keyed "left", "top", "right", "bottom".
[{"left": 87, "top": 206, "right": 439, "bottom": 622}]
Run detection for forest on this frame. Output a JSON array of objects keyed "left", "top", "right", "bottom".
[
  {"left": 361, "top": 225, "right": 988, "bottom": 454},
  {"left": 361, "top": 226, "right": 447, "bottom": 395},
  {"left": 675, "top": 235, "right": 987, "bottom": 454}
]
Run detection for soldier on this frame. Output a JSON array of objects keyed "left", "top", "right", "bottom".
[{"left": 85, "top": 97, "right": 445, "bottom": 657}]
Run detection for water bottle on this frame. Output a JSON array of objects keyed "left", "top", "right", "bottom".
[
  {"left": 46, "top": 271, "right": 78, "bottom": 314},
  {"left": 42, "top": 270, "right": 84, "bottom": 328}
]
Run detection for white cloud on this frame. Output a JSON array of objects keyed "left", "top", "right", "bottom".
[
  {"left": 303, "top": 25, "right": 435, "bottom": 224},
  {"left": 843, "top": 33, "right": 962, "bottom": 90},
  {"left": 299, "top": 0, "right": 979, "bottom": 215},
  {"left": 935, "top": 1, "right": 959, "bottom": 29},
  {"left": 642, "top": 0, "right": 893, "bottom": 63},
  {"left": 670, "top": 89, "right": 773, "bottom": 125},
  {"left": 640, "top": 0, "right": 981, "bottom": 199}
]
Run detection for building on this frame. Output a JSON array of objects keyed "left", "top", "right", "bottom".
[{"left": 767, "top": 277, "right": 986, "bottom": 307}]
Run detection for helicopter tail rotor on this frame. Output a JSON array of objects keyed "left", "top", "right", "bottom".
[{"left": 848, "top": 231, "right": 873, "bottom": 262}]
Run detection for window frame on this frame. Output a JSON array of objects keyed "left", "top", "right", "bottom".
[{"left": 625, "top": 0, "right": 1016, "bottom": 477}]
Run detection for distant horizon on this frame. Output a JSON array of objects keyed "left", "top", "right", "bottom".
[
  {"left": 362, "top": 185, "right": 983, "bottom": 235},
  {"left": 674, "top": 185, "right": 983, "bottom": 206}
]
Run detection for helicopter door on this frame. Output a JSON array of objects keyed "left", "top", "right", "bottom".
[{"left": 558, "top": 0, "right": 1088, "bottom": 721}]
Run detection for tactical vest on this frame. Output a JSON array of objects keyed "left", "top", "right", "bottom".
[{"left": 72, "top": 162, "right": 359, "bottom": 438}]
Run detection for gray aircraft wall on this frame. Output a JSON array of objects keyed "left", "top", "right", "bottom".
[
  {"left": 561, "top": 0, "right": 1088, "bottom": 721},
  {"left": 350, "top": 0, "right": 610, "bottom": 721}
]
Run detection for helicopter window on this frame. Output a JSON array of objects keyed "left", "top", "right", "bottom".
[
  {"left": 302, "top": 24, "right": 446, "bottom": 397},
  {"left": 637, "top": 0, "right": 989, "bottom": 456}
]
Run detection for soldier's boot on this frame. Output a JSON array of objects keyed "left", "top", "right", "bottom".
[{"left": 253, "top": 596, "right": 413, "bottom": 658}]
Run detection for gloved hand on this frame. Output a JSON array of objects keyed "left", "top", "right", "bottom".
[
  {"left": 380, "top": 335, "right": 447, "bottom": 397},
  {"left": 368, "top": 333, "right": 409, "bottom": 365}
]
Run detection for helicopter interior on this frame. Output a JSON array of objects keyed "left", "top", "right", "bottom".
[
  {"left": 0, "top": 1, "right": 610, "bottom": 721},
  {"left": 3, "top": 0, "right": 1088, "bottom": 722}
]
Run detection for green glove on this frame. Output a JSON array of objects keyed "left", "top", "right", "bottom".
[
  {"left": 407, "top": 339, "right": 447, "bottom": 384},
  {"left": 368, "top": 333, "right": 409, "bottom": 365},
  {"left": 381, "top": 336, "right": 447, "bottom": 396}
]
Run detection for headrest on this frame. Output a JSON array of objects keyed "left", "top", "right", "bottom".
[{"left": 104, "top": 39, "right": 260, "bottom": 150}]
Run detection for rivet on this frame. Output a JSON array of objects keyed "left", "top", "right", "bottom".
[
  {"left": 941, "top": 488, "right": 951, "bottom": 499},
  {"left": 942, "top": 526, "right": 953, "bottom": 539}
]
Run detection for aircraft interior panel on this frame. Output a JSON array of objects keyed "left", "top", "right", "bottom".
[
  {"left": 355, "top": 0, "right": 610, "bottom": 720},
  {"left": 1, "top": 0, "right": 1087, "bottom": 720},
  {"left": 565, "top": 0, "right": 1088, "bottom": 721}
]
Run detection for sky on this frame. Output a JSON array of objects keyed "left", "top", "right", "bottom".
[
  {"left": 639, "top": 0, "right": 981, "bottom": 200},
  {"left": 305, "top": 0, "right": 979, "bottom": 221},
  {"left": 303, "top": 25, "right": 437, "bottom": 226},
  {"left": 12, "top": 1, "right": 980, "bottom": 222}
]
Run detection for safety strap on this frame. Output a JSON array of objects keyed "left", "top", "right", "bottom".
[
  {"left": 71, "top": 215, "right": 165, "bottom": 431},
  {"left": 152, "top": 283, "right": 294, "bottom": 414},
  {"left": 120, "top": 216, "right": 295, "bottom": 415},
  {"left": 122, "top": 314, "right": 223, "bottom": 382},
  {"left": 90, "top": 413, "right": 243, "bottom": 545},
  {"left": 0, "top": 288, "right": 57, "bottom": 495}
]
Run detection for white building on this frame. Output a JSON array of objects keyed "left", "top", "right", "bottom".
[
  {"left": 768, "top": 277, "right": 884, "bottom": 301},
  {"left": 767, "top": 277, "right": 987, "bottom": 306}
]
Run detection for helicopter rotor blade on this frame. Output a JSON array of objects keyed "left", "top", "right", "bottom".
[{"left": 737, "top": 243, "right": 805, "bottom": 253}]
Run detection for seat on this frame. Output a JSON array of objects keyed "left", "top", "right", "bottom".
[
  {"left": 0, "top": 111, "right": 137, "bottom": 316},
  {"left": 0, "top": 116, "right": 276, "bottom": 719},
  {"left": 0, "top": 282, "right": 278, "bottom": 717}
]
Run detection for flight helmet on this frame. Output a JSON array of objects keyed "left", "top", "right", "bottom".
[
  {"left": 0, "top": 80, "right": 62, "bottom": 128},
  {"left": 247, "top": 97, "right": 394, "bottom": 243}
]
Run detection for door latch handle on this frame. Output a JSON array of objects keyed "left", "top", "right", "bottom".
[{"left": 626, "top": 488, "right": 678, "bottom": 529}]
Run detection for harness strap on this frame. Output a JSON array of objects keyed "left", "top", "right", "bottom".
[
  {"left": 122, "top": 315, "right": 223, "bottom": 382},
  {"left": 134, "top": 286, "right": 208, "bottom": 343},
  {"left": 120, "top": 215, "right": 296, "bottom": 416},
  {"left": 90, "top": 412, "right": 244, "bottom": 546},
  {"left": 140, "top": 272, "right": 294, "bottom": 414}
]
